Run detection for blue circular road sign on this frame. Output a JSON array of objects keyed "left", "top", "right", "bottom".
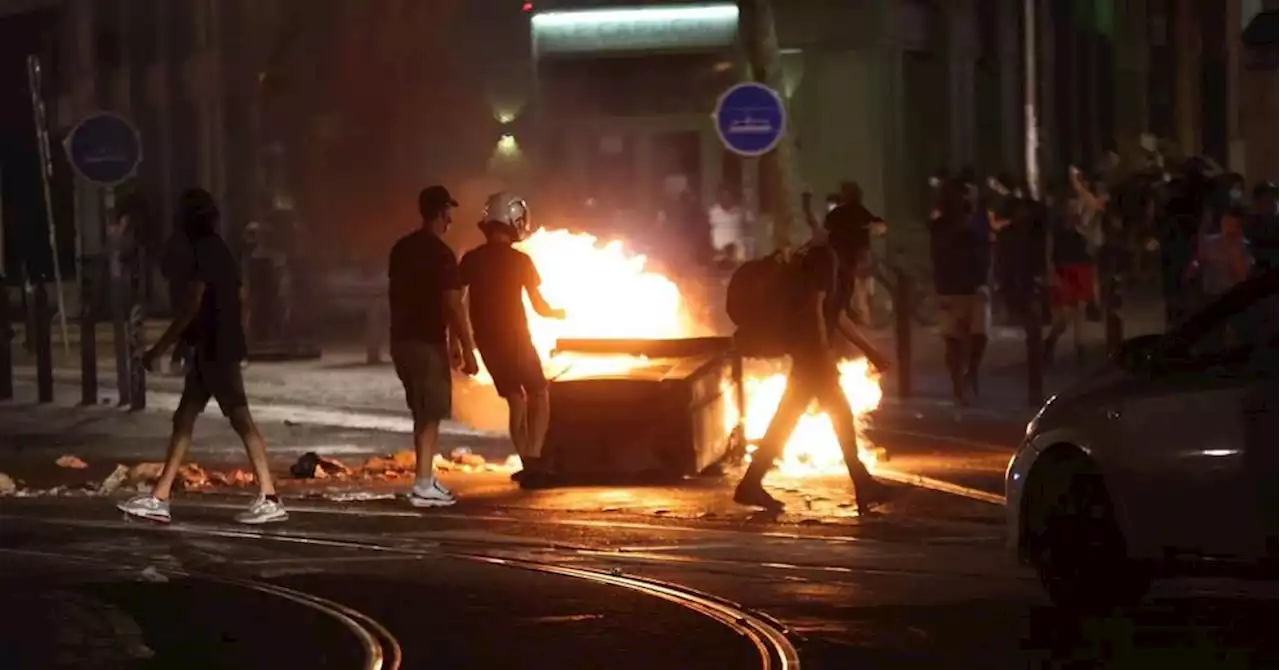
[
  {"left": 64, "top": 111, "right": 142, "bottom": 186},
  {"left": 713, "top": 82, "right": 787, "bottom": 158}
]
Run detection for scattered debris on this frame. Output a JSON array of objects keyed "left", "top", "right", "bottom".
[
  {"left": 0, "top": 472, "right": 15, "bottom": 495},
  {"left": 289, "top": 452, "right": 353, "bottom": 479},
  {"left": 177, "top": 463, "right": 209, "bottom": 489},
  {"left": 98, "top": 465, "right": 131, "bottom": 495},
  {"left": 137, "top": 566, "right": 169, "bottom": 584},
  {"left": 56, "top": 455, "right": 89, "bottom": 469},
  {"left": 128, "top": 463, "right": 165, "bottom": 486},
  {"left": 319, "top": 491, "right": 398, "bottom": 502}
]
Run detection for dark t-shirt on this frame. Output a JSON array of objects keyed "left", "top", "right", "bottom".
[
  {"left": 824, "top": 203, "right": 881, "bottom": 260},
  {"left": 388, "top": 229, "right": 461, "bottom": 346},
  {"left": 928, "top": 213, "right": 988, "bottom": 295},
  {"left": 995, "top": 197, "right": 1048, "bottom": 290},
  {"left": 185, "top": 234, "right": 246, "bottom": 362},
  {"left": 787, "top": 244, "right": 839, "bottom": 352},
  {"left": 459, "top": 242, "right": 541, "bottom": 347},
  {"left": 1051, "top": 211, "right": 1093, "bottom": 266}
]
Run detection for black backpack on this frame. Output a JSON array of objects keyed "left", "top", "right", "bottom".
[{"left": 725, "top": 247, "right": 813, "bottom": 357}]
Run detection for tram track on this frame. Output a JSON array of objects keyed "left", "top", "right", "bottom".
[{"left": 1, "top": 515, "right": 802, "bottom": 670}]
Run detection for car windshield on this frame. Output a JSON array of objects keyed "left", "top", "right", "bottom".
[{"left": 1162, "top": 269, "right": 1279, "bottom": 362}]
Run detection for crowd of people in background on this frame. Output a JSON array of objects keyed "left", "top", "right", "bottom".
[{"left": 924, "top": 137, "right": 1278, "bottom": 405}]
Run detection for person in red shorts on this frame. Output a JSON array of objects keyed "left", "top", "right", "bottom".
[{"left": 1045, "top": 190, "right": 1097, "bottom": 365}]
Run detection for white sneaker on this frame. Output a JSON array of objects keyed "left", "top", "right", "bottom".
[
  {"left": 234, "top": 496, "right": 288, "bottom": 525},
  {"left": 118, "top": 494, "right": 171, "bottom": 523},
  {"left": 409, "top": 479, "right": 456, "bottom": 508}
]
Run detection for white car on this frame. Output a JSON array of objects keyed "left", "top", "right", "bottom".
[{"left": 1007, "top": 269, "right": 1277, "bottom": 610}]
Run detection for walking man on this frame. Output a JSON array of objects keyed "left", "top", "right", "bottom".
[
  {"left": 730, "top": 238, "right": 893, "bottom": 514},
  {"left": 117, "top": 189, "right": 286, "bottom": 524},
  {"left": 460, "top": 193, "right": 565, "bottom": 486},
  {"left": 389, "top": 185, "right": 479, "bottom": 507}
]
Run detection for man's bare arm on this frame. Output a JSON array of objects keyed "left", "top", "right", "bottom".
[
  {"left": 527, "top": 286, "right": 565, "bottom": 319},
  {"left": 834, "top": 309, "right": 891, "bottom": 372},
  {"left": 149, "top": 281, "right": 205, "bottom": 360},
  {"left": 445, "top": 289, "right": 477, "bottom": 354}
]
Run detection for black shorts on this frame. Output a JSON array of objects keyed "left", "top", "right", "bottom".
[
  {"left": 179, "top": 355, "right": 249, "bottom": 416},
  {"left": 391, "top": 341, "right": 453, "bottom": 423},
  {"left": 478, "top": 338, "right": 547, "bottom": 399}
]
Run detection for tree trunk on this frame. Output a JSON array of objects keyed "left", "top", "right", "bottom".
[{"left": 737, "top": 0, "right": 800, "bottom": 253}]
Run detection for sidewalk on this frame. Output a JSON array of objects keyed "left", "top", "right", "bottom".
[{"left": 8, "top": 295, "right": 1170, "bottom": 437}]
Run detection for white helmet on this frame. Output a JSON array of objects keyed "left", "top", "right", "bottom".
[{"left": 481, "top": 192, "right": 534, "bottom": 241}]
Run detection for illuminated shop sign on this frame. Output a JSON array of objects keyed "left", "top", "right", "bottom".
[{"left": 532, "top": 4, "right": 740, "bottom": 56}]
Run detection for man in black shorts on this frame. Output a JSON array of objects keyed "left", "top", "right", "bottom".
[
  {"left": 460, "top": 193, "right": 565, "bottom": 486},
  {"left": 389, "top": 185, "right": 480, "bottom": 507},
  {"left": 734, "top": 237, "right": 893, "bottom": 514},
  {"left": 117, "top": 188, "right": 286, "bottom": 524}
]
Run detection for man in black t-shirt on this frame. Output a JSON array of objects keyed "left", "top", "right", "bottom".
[
  {"left": 117, "top": 189, "right": 285, "bottom": 525},
  {"left": 388, "top": 185, "right": 479, "bottom": 508},
  {"left": 734, "top": 240, "right": 892, "bottom": 514},
  {"left": 460, "top": 193, "right": 565, "bottom": 486}
]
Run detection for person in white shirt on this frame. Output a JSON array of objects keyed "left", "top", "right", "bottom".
[{"left": 708, "top": 185, "right": 751, "bottom": 264}]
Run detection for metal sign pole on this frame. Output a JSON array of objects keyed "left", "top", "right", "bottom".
[
  {"left": 27, "top": 56, "right": 70, "bottom": 359},
  {"left": 79, "top": 187, "right": 102, "bottom": 406},
  {"left": 109, "top": 216, "right": 130, "bottom": 406},
  {"left": 0, "top": 163, "right": 11, "bottom": 401}
]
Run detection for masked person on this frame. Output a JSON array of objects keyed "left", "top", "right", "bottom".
[
  {"left": 727, "top": 235, "right": 893, "bottom": 514},
  {"left": 118, "top": 189, "right": 286, "bottom": 524},
  {"left": 460, "top": 193, "right": 566, "bottom": 487}
]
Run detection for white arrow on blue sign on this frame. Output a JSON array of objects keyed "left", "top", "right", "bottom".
[
  {"left": 64, "top": 111, "right": 142, "bottom": 187},
  {"left": 713, "top": 82, "right": 787, "bottom": 158}
]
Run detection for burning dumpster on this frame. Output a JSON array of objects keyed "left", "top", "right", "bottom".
[{"left": 542, "top": 337, "right": 744, "bottom": 481}]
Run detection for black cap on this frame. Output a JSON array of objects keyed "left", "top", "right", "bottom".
[{"left": 418, "top": 185, "right": 458, "bottom": 219}]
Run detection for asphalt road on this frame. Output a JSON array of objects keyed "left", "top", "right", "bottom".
[{"left": 1, "top": 496, "right": 1273, "bottom": 669}]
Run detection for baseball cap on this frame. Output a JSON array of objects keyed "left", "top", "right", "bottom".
[{"left": 418, "top": 185, "right": 458, "bottom": 218}]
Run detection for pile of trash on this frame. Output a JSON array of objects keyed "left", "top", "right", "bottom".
[
  {"left": 291, "top": 447, "right": 520, "bottom": 481},
  {"left": 0, "top": 448, "right": 521, "bottom": 498}
]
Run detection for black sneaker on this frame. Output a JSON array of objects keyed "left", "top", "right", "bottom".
[
  {"left": 855, "top": 479, "right": 896, "bottom": 515},
  {"left": 733, "top": 482, "right": 785, "bottom": 511},
  {"left": 517, "top": 470, "right": 559, "bottom": 490}
]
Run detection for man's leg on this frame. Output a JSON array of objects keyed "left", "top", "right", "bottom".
[
  {"left": 816, "top": 375, "right": 892, "bottom": 514},
  {"left": 506, "top": 393, "right": 530, "bottom": 459},
  {"left": 526, "top": 388, "right": 551, "bottom": 461},
  {"left": 117, "top": 367, "right": 210, "bottom": 522},
  {"left": 398, "top": 343, "right": 456, "bottom": 507},
  {"left": 967, "top": 293, "right": 989, "bottom": 397},
  {"left": 413, "top": 417, "right": 442, "bottom": 484},
  {"left": 151, "top": 404, "right": 201, "bottom": 501},
  {"left": 227, "top": 408, "right": 277, "bottom": 498},
  {"left": 735, "top": 367, "right": 810, "bottom": 510},
  {"left": 200, "top": 357, "right": 287, "bottom": 523}
]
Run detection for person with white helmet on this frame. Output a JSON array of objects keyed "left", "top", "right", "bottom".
[{"left": 460, "top": 192, "right": 566, "bottom": 487}]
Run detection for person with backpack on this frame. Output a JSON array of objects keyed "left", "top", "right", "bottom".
[
  {"left": 726, "top": 236, "right": 892, "bottom": 514},
  {"left": 459, "top": 193, "right": 565, "bottom": 488}
]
